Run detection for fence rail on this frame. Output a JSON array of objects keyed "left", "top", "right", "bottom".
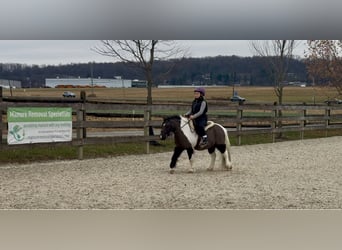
[{"left": 1, "top": 88, "right": 342, "bottom": 159}]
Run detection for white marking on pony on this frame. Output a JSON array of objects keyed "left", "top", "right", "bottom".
[
  {"left": 207, "top": 151, "right": 216, "bottom": 171},
  {"left": 180, "top": 116, "right": 198, "bottom": 148}
]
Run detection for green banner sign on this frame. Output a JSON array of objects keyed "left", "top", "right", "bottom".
[{"left": 7, "top": 107, "right": 72, "bottom": 145}]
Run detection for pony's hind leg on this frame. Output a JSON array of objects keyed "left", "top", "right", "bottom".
[
  {"left": 207, "top": 147, "right": 216, "bottom": 171},
  {"left": 217, "top": 144, "right": 232, "bottom": 170},
  {"left": 170, "top": 147, "right": 184, "bottom": 174},
  {"left": 186, "top": 148, "right": 195, "bottom": 173},
  {"left": 222, "top": 150, "right": 232, "bottom": 170}
]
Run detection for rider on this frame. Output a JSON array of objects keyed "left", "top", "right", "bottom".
[{"left": 185, "top": 87, "right": 208, "bottom": 147}]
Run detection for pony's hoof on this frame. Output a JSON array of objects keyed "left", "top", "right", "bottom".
[
  {"left": 206, "top": 167, "right": 214, "bottom": 171},
  {"left": 187, "top": 169, "right": 195, "bottom": 173},
  {"left": 170, "top": 169, "right": 175, "bottom": 174},
  {"left": 224, "top": 165, "right": 233, "bottom": 171}
]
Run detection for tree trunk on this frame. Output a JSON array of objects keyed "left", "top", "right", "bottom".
[
  {"left": 276, "top": 86, "right": 284, "bottom": 139},
  {"left": 146, "top": 70, "right": 152, "bottom": 104},
  {"left": 145, "top": 68, "right": 160, "bottom": 145}
]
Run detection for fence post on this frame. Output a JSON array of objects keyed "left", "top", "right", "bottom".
[
  {"left": 325, "top": 108, "right": 330, "bottom": 137},
  {"left": 76, "top": 104, "right": 84, "bottom": 160},
  {"left": 144, "top": 109, "right": 150, "bottom": 153},
  {"left": 271, "top": 105, "right": 277, "bottom": 143},
  {"left": 0, "top": 111, "right": 2, "bottom": 147},
  {"left": 80, "top": 91, "right": 87, "bottom": 138},
  {"left": 300, "top": 108, "right": 306, "bottom": 140},
  {"left": 236, "top": 107, "right": 242, "bottom": 146},
  {"left": 0, "top": 87, "right": 2, "bottom": 146}
]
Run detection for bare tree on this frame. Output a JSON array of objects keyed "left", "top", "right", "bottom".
[
  {"left": 93, "top": 40, "right": 186, "bottom": 106},
  {"left": 250, "top": 40, "right": 297, "bottom": 105},
  {"left": 8, "top": 79, "right": 13, "bottom": 97},
  {"left": 305, "top": 40, "right": 342, "bottom": 97},
  {"left": 250, "top": 40, "right": 298, "bottom": 138},
  {"left": 93, "top": 40, "right": 186, "bottom": 142}
]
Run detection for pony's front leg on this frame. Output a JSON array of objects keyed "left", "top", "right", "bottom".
[
  {"left": 169, "top": 147, "right": 184, "bottom": 174},
  {"left": 186, "top": 148, "right": 194, "bottom": 173},
  {"left": 207, "top": 147, "right": 216, "bottom": 171}
]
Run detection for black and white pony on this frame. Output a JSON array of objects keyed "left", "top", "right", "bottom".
[{"left": 160, "top": 115, "right": 232, "bottom": 174}]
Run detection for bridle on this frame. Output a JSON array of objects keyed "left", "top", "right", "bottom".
[{"left": 162, "top": 116, "right": 195, "bottom": 137}]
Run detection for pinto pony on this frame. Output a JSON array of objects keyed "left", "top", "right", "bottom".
[{"left": 160, "top": 115, "right": 232, "bottom": 174}]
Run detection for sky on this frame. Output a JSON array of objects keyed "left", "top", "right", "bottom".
[
  {"left": 0, "top": 40, "right": 307, "bottom": 66},
  {"left": 0, "top": 1, "right": 340, "bottom": 66}
]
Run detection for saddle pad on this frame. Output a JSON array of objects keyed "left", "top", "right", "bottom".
[{"left": 205, "top": 121, "right": 215, "bottom": 130}]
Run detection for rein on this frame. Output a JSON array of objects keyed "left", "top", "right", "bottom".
[
  {"left": 181, "top": 120, "right": 189, "bottom": 128},
  {"left": 181, "top": 118, "right": 195, "bottom": 133}
]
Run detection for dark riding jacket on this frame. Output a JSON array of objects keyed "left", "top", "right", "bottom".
[{"left": 185, "top": 96, "right": 208, "bottom": 137}]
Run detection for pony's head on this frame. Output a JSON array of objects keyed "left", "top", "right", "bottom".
[{"left": 159, "top": 116, "right": 181, "bottom": 140}]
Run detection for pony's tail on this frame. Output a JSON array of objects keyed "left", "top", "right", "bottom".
[
  {"left": 216, "top": 123, "right": 231, "bottom": 162},
  {"left": 224, "top": 127, "right": 231, "bottom": 162}
]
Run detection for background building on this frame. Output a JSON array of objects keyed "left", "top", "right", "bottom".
[
  {"left": 131, "top": 79, "right": 147, "bottom": 88},
  {"left": 45, "top": 77, "right": 132, "bottom": 88},
  {"left": 0, "top": 79, "right": 22, "bottom": 88}
]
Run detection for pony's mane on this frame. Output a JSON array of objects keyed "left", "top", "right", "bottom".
[{"left": 163, "top": 115, "right": 181, "bottom": 122}]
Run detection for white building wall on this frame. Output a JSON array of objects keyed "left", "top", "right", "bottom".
[
  {"left": 0, "top": 79, "right": 22, "bottom": 88},
  {"left": 45, "top": 78, "right": 132, "bottom": 88}
]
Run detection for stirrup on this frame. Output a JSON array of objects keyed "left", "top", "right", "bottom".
[{"left": 199, "top": 137, "right": 208, "bottom": 146}]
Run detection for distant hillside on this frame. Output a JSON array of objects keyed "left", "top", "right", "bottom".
[{"left": 0, "top": 55, "right": 308, "bottom": 88}]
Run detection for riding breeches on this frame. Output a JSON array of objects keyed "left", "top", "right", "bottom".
[{"left": 194, "top": 119, "right": 207, "bottom": 137}]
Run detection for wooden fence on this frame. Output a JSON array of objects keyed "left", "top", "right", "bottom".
[{"left": 1, "top": 88, "right": 342, "bottom": 159}]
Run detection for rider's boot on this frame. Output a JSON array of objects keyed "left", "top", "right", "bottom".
[{"left": 199, "top": 135, "right": 208, "bottom": 147}]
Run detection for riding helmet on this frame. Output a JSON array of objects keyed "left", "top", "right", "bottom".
[{"left": 194, "top": 87, "right": 205, "bottom": 96}]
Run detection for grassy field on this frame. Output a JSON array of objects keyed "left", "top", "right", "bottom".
[
  {"left": 1, "top": 86, "right": 342, "bottom": 164},
  {"left": 2, "top": 85, "right": 340, "bottom": 104}
]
